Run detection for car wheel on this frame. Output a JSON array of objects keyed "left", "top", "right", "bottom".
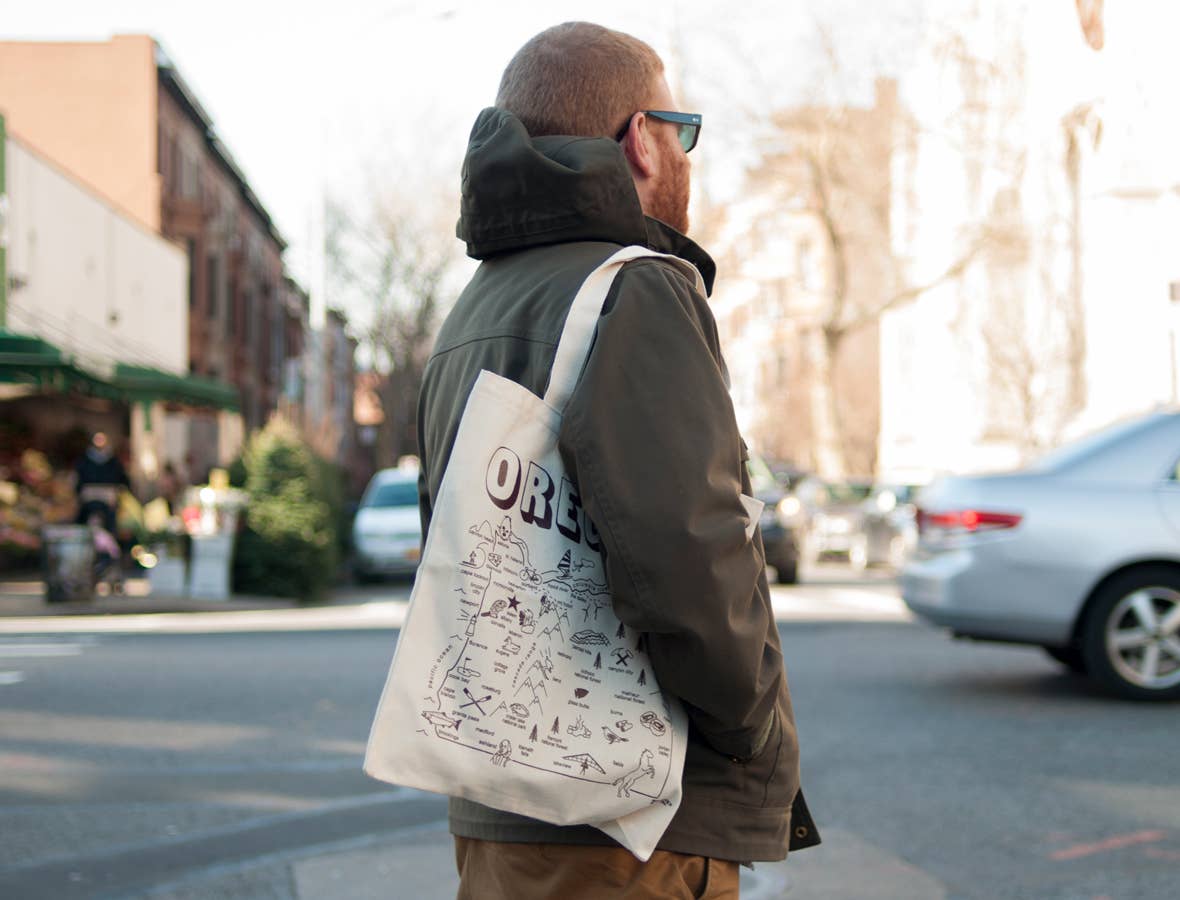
[
  {"left": 1079, "top": 567, "right": 1180, "bottom": 700},
  {"left": 353, "top": 565, "right": 379, "bottom": 586},
  {"left": 1042, "top": 644, "right": 1087, "bottom": 674},
  {"left": 775, "top": 559, "right": 799, "bottom": 585}
]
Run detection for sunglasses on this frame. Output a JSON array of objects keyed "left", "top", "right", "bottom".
[{"left": 616, "top": 110, "right": 702, "bottom": 153}]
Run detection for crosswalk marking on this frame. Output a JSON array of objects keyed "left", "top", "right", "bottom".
[
  {"left": 769, "top": 585, "right": 911, "bottom": 621},
  {"left": 0, "top": 642, "right": 87, "bottom": 658},
  {"left": 0, "top": 637, "right": 98, "bottom": 687}
]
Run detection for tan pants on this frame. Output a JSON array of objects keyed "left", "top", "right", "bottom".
[{"left": 454, "top": 837, "right": 740, "bottom": 899}]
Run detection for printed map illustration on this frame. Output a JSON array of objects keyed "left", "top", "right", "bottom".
[{"left": 414, "top": 485, "right": 678, "bottom": 805}]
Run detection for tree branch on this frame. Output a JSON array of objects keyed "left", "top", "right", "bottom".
[{"left": 840, "top": 238, "right": 982, "bottom": 336}]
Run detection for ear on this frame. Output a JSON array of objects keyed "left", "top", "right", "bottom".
[{"left": 620, "top": 112, "right": 658, "bottom": 180}]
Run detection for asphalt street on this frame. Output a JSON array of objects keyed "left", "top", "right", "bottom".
[{"left": 0, "top": 570, "right": 1176, "bottom": 899}]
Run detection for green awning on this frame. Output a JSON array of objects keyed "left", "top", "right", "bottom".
[
  {"left": 114, "top": 363, "right": 240, "bottom": 411},
  {"left": 0, "top": 331, "right": 109, "bottom": 395},
  {"left": 0, "top": 330, "right": 239, "bottom": 411}
]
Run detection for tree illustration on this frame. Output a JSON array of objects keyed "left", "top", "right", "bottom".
[{"left": 529, "top": 725, "right": 539, "bottom": 742}]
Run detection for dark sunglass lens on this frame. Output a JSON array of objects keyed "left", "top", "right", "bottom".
[{"left": 678, "top": 125, "right": 698, "bottom": 153}]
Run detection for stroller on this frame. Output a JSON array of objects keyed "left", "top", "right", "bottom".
[{"left": 87, "top": 512, "right": 125, "bottom": 596}]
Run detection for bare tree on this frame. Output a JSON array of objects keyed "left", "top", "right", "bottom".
[
  {"left": 1061, "top": 101, "right": 1102, "bottom": 417},
  {"left": 325, "top": 186, "right": 465, "bottom": 462},
  {"left": 736, "top": 76, "right": 989, "bottom": 478}
]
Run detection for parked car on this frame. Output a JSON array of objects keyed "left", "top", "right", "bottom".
[
  {"left": 747, "top": 454, "right": 803, "bottom": 584},
  {"left": 799, "top": 479, "right": 874, "bottom": 570},
  {"left": 857, "top": 483, "right": 923, "bottom": 569},
  {"left": 901, "top": 410, "right": 1180, "bottom": 700},
  {"left": 352, "top": 467, "right": 423, "bottom": 582}
]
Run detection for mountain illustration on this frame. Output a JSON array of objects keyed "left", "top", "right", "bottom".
[
  {"left": 514, "top": 675, "right": 549, "bottom": 709},
  {"left": 541, "top": 618, "right": 568, "bottom": 644}
]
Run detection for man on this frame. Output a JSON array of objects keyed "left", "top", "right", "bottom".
[{"left": 417, "top": 21, "right": 817, "bottom": 899}]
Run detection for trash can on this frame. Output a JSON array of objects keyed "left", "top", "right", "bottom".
[
  {"left": 188, "top": 533, "right": 235, "bottom": 600},
  {"left": 42, "top": 524, "right": 95, "bottom": 603}
]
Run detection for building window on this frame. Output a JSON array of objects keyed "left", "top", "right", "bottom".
[
  {"left": 180, "top": 151, "right": 199, "bottom": 199},
  {"left": 169, "top": 137, "right": 181, "bottom": 195},
  {"left": 186, "top": 239, "right": 198, "bottom": 310},
  {"left": 206, "top": 255, "right": 219, "bottom": 319},
  {"left": 243, "top": 291, "right": 253, "bottom": 344}
]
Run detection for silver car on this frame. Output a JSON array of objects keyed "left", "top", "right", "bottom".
[
  {"left": 352, "top": 468, "right": 423, "bottom": 581},
  {"left": 901, "top": 410, "right": 1180, "bottom": 700}
]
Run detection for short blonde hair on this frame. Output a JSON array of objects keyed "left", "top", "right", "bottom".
[{"left": 496, "top": 22, "right": 664, "bottom": 138}]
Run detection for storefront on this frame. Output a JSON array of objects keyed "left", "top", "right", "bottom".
[{"left": 0, "top": 330, "right": 239, "bottom": 567}]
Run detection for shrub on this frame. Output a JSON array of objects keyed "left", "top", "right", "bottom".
[{"left": 232, "top": 419, "right": 339, "bottom": 602}]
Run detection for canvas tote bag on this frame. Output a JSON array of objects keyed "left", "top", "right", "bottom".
[{"left": 365, "top": 246, "right": 705, "bottom": 860}]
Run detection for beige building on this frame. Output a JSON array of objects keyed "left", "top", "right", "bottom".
[
  {"left": 5, "top": 137, "right": 186, "bottom": 375},
  {"left": 1, "top": 130, "right": 237, "bottom": 491},
  {"left": 0, "top": 36, "right": 161, "bottom": 233}
]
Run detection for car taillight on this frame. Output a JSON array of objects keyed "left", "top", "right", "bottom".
[{"left": 917, "top": 508, "right": 1023, "bottom": 535}]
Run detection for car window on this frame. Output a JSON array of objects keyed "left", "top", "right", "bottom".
[
  {"left": 887, "top": 485, "right": 920, "bottom": 504},
  {"left": 825, "top": 483, "right": 873, "bottom": 504},
  {"left": 364, "top": 480, "right": 419, "bottom": 508},
  {"left": 1029, "top": 414, "right": 1163, "bottom": 473}
]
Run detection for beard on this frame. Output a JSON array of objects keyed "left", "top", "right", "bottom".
[{"left": 646, "top": 141, "right": 691, "bottom": 235}]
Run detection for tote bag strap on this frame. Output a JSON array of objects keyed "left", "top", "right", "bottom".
[{"left": 543, "top": 245, "right": 705, "bottom": 411}]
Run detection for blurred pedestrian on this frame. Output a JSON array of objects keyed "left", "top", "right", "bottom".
[
  {"left": 75, "top": 431, "right": 129, "bottom": 534},
  {"left": 416, "top": 21, "right": 817, "bottom": 899},
  {"left": 157, "top": 461, "right": 182, "bottom": 514}
]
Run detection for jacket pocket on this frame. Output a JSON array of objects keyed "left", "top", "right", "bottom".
[{"left": 739, "top": 702, "right": 796, "bottom": 811}]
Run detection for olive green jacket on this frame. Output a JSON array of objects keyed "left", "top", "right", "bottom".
[{"left": 416, "top": 107, "right": 818, "bottom": 862}]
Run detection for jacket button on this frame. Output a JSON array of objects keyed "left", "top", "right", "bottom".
[{"left": 795, "top": 826, "right": 809, "bottom": 839}]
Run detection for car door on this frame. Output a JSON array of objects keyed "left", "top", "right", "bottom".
[{"left": 1155, "top": 449, "right": 1180, "bottom": 546}]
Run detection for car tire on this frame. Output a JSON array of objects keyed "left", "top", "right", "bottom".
[
  {"left": 775, "top": 559, "right": 799, "bottom": 585},
  {"left": 353, "top": 565, "right": 379, "bottom": 586},
  {"left": 1042, "top": 644, "right": 1087, "bottom": 674},
  {"left": 1079, "top": 566, "right": 1180, "bottom": 701}
]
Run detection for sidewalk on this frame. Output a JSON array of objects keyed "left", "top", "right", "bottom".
[
  {"left": 134, "top": 822, "right": 947, "bottom": 900},
  {"left": 0, "top": 574, "right": 418, "bottom": 634},
  {"left": 0, "top": 573, "right": 908, "bottom": 633},
  {"left": 0, "top": 576, "right": 296, "bottom": 617}
]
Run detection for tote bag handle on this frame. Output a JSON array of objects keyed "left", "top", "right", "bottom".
[{"left": 542, "top": 246, "right": 705, "bottom": 412}]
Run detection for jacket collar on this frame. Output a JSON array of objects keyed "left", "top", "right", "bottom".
[{"left": 456, "top": 108, "right": 716, "bottom": 295}]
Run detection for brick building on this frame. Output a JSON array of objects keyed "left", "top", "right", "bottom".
[{"left": 0, "top": 35, "right": 301, "bottom": 478}]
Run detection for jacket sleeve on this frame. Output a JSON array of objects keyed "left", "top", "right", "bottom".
[{"left": 558, "top": 259, "right": 782, "bottom": 762}]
